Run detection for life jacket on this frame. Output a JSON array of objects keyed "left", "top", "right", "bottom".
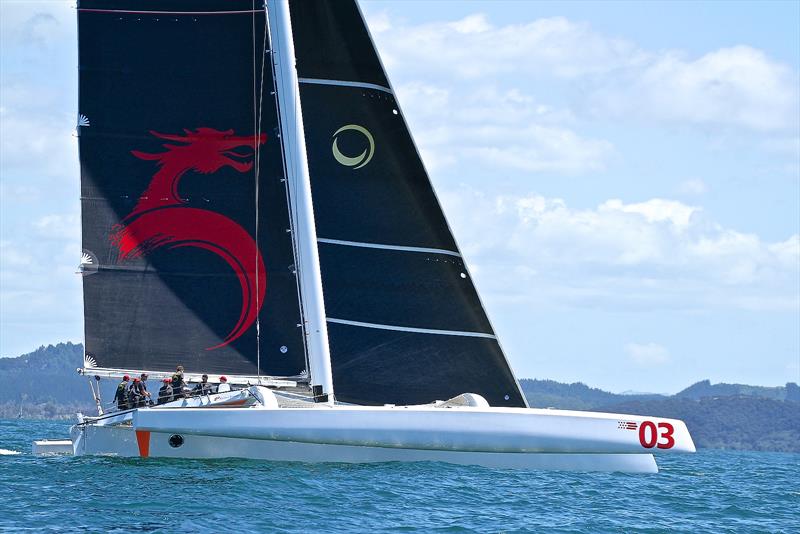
[
  {"left": 194, "top": 382, "right": 212, "bottom": 395},
  {"left": 171, "top": 372, "right": 184, "bottom": 389},
  {"left": 114, "top": 382, "right": 128, "bottom": 404},
  {"left": 158, "top": 385, "right": 173, "bottom": 404}
]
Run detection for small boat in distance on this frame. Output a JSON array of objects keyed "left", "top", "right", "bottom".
[{"left": 40, "top": 0, "right": 695, "bottom": 472}]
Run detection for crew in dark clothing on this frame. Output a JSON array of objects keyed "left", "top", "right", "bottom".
[
  {"left": 129, "top": 377, "right": 143, "bottom": 408},
  {"left": 193, "top": 374, "right": 213, "bottom": 396},
  {"left": 114, "top": 375, "right": 131, "bottom": 410},
  {"left": 137, "top": 373, "right": 152, "bottom": 406},
  {"left": 157, "top": 378, "right": 173, "bottom": 405},
  {"left": 171, "top": 365, "right": 186, "bottom": 399}
]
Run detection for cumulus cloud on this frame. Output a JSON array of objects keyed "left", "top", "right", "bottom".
[
  {"left": 592, "top": 46, "right": 799, "bottom": 131},
  {"left": 625, "top": 342, "right": 671, "bottom": 366},
  {"left": 442, "top": 188, "right": 800, "bottom": 311},
  {"left": 367, "top": 12, "right": 799, "bottom": 132},
  {"left": 396, "top": 82, "right": 612, "bottom": 174},
  {"left": 370, "top": 13, "right": 644, "bottom": 80}
]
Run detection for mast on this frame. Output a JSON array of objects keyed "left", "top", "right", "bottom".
[{"left": 266, "top": 0, "right": 334, "bottom": 402}]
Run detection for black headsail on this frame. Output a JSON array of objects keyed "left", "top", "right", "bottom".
[
  {"left": 78, "top": 0, "right": 305, "bottom": 376},
  {"left": 288, "top": 0, "right": 527, "bottom": 407}
]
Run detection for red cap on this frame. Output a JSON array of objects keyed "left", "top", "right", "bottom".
[
  {"left": 133, "top": 377, "right": 140, "bottom": 382},
  {"left": 163, "top": 378, "right": 171, "bottom": 383},
  {"left": 219, "top": 376, "right": 227, "bottom": 382},
  {"left": 123, "top": 375, "right": 130, "bottom": 381}
]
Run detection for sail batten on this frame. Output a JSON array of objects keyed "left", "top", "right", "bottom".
[
  {"left": 317, "top": 238, "right": 461, "bottom": 257},
  {"left": 298, "top": 78, "right": 394, "bottom": 94},
  {"left": 326, "top": 319, "right": 497, "bottom": 340}
]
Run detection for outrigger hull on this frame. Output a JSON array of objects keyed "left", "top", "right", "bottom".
[{"left": 69, "top": 400, "right": 694, "bottom": 473}]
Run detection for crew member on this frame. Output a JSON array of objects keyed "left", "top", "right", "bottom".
[
  {"left": 217, "top": 375, "right": 230, "bottom": 393},
  {"left": 158, "top": 378, "right": 173, "bottom": 405},
  {"left": 193, "top": 374, "right": 213, "bottom": 396},
  {"left": 114, "top": 375, "right": 130, "bottom": 410},
  {"left": 171, "top": 365, "right": 186, "bottom": 399},
  {"left": 129, "top": 377, "right": 143, "bottom": 408},
  {"left": 138, "top": 373, "right": 152, "bottom": 406}
]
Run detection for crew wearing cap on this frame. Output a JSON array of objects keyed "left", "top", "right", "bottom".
[
  {"left": 114, "top": 375, "right": 131, "bottom": 410},
  {"left": 158, "top": 378, "right": 173, "bottom": 405},
  {"left": 128, "top": 377, "right": 143, "bottom": 407},
  {"left": 217, "top": 376, "right": 230, "bottom": 393}
]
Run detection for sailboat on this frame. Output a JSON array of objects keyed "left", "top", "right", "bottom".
[{"left": 36, "top": 0, "right": 695, "bottom": 472}]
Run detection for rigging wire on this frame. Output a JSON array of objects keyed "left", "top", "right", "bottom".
[
  {"left": 265, "top": 2, "right": 312, "bottom": 379},
  {"left": 255, "top": 3, "right": 269, "bottom": 382},
  {"left": 252, "top": 2, "right": 259, "bottom": 379}
]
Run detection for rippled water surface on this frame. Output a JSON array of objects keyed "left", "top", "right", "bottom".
[{"left": 1, "top": 419, "right": 797, "bottom": 533}]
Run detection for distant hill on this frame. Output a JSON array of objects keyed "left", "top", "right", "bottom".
[
  {"left": 520, "top": 378, "right": 799, "bottom": 409},
  {"left": 519, "top": 379, "right": 665, "bottom": 410},
  {"left": 2, "top": 343, "right": 799, "bottom": 451},
  {"left": 0, "top": 343, "right": 111, "bottom": 418},
  {"left": 674, "top": 379, "right": 798, "bottom": 401}
]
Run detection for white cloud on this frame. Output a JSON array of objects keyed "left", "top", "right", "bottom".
[
  {"left": 442, "top": 188, "right": 800, "bottom": 311},
  {"left": 370, "top": 14, "right": 643, "bottom": 80},
  {"left": 367, "top": 12, "right": 799, "bottom": 132},
  {"left": 397, "top": 82, "right": 612, "bottom": 174},
  {"left": 593, "top": 46, "right": 799, "bottom": 131},
  {"left": 625, "top": 342, "right": 671, "bottom": 366}
]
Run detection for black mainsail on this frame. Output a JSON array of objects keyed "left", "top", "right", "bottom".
[
  {"left": 78, "top": 0, "right": 305, "bottom": 376},
  {"left": 288, "top": 0, "right": 527, "bottom": 407}
]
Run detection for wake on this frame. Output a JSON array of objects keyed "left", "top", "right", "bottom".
[{"left": 0, "top": 448, "right": 21, "bottom": 455}]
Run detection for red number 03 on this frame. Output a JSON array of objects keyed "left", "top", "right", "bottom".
[{"left": 638, "top": 421, "right": 675, "bottom": 449}]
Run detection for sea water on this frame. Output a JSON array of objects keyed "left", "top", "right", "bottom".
[{"left": 1, "top": 419, "right": 797, "bottom": 533}]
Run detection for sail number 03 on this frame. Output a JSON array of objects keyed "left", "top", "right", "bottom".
[{"left": 638, "top": 421, "right": 675, "bottom": 449}]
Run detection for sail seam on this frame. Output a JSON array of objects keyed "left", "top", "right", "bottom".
[
  {"left": 326, "top": 318, "right": 496, "bottom": 339},
  {"left": 298, "top": 77, "right": 393, "bottom": 95},
  {"left": 317, "top": 238, "right": 461, "bottom": 257}
]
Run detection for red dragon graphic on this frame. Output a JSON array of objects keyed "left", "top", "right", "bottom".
[{"left": 111, "top": 128, "right": 267, "bottom": 350}]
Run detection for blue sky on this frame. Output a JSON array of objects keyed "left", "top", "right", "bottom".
[{"left": 1, "top": 1, "right": 798, "bottom": 393}]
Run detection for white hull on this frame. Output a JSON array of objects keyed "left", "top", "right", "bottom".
[
  {"left": 65, "top": 389, "right": 694, "bottom": 473},
  {"left": 73, "top": 423, "right": 659, "bottom": 472}
]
